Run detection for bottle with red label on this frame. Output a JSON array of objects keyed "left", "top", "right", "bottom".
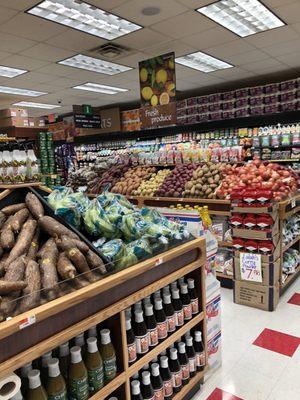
[
  {"left": 134, "top": 310, "right": 149, "bottom": 355},
  {"left": 185, "top": 335, "right": 196, "bottom": 377},
  {"left": 131, "top": 380, "right": 143, "bottom": 400},
  {"left": 154, "top": 298, "right": 168, "bottom": 341},
  {"left": 180, "top": 283, "right": 192, "bottom": 321},
  {"left": 163, "top": 294, "right": 176, "bottom": 334},
  {"left": 150, "top": 363, "right": 164, "bottom": 400},
  {"left": 169, "top": 348, "right": 182, "bottom": 393},
  {"left": 159, "top": 356, "right": 173, "bottom": 400},
  {"left": 144, "top": 304, "right": 159, "bottom": 348},
  {"left": 187, "top": 278, "right": 199, "bottom": 315},
  {"left": 194, "top": 331, "right": 205, "bottom": 372},
  {"left": 141, "top": 371, "right": 155, "bottom": 400},
  {"left": 178, "top": 342, "right": 190, "bottom": 386},
  {"left": 125, "top": 317, "right": 137, "bottom": 365},
  {"left": 171, "top": 288, "right": 184, "bottom": 327}
]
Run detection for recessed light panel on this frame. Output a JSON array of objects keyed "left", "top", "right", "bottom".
[
  {"left": 176, "top": 51, "right": 233, "bottom": 73},
  {"left": 0, "top": 66, "right": 27, "bottom": 78},
  {"left": 73, "top": 83, "right": 128, "bottom": 94},
  {"left": 13, "top": 101, "right": 61, "bottom": 109},
  {"left": 27, "top": 0, "right": 142, "bottom": 40},
  {"left": 197, "top": 0, "right": 285, "bottom": 37},
  {"left": 59, "top": 54, "right": 132, "bottom": 75},
  {"left": 0, "top": 86, "right": 47, "bottom": 97}
]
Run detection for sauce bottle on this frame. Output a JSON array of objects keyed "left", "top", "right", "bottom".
[
  {"left": 163, "top": 294, "right": 176, "bottom": 333},
  {"left": 20, "top": 362, "right": 33, "bottom": 397},
  {"left": 87, "top": 326, "right": 97, "bottom": 339},
  {"left": 153, "top": 290, "right": 161, "bottom": 300},
  {"left": 99, "top": 329, "right": 117, "bottom": 383},
  {"left": 150, "top": 363, "right": 164, "bottom": 400},
  {"left": 85, "top": 337, "right": 104, "bottom": 394},
  {"left": 143, "top": 296, "right": 151, "bottom": 307},
  {"left": 141, "top": 371, "right": 155, "bottom": 400},
  {"left": 178, "top": 342, "right": 190, "bottom": 386},
  {"left": 11, "top": 390, "right": 23, "bottom": 400},
  {"left": 159, "top": 356, "right": 173, "bottom": 400},
  {"left": 144, "top": 304, "right": 158, "bottom": 348},
  {"left": 46, "top": 358, "right": 67, "bottom": 400},
  {"left": 170, "top": 281, "right": 178, "bottom": 291},
  {"left": 171, "top": 288, "right": 184, "bottom": 327},
  {"left": 187, "top": 279, "right": 199, "bottom": 315},
  {"left": 126, "top": 317, "right": 137, "bottom": 364},
  {"left": 125, "top": 307, "right": 131, "bottom": 320},
  {"left": 134, "top": 301, "right": 143, "bottom": 312},
  {"left": 154, "top": 298, "right": 168, "bottom": 341},
  {"left": 74, "top": 334, "right": 86, "bottom": 359},
  {"left": 68, "top": 346, "right": 89, "bottom": 400},
  {"left": 169, "top": 348, "right": 182, "bottom": 393},
  {"left": 58, "top": 342, "right": 70, "bottom": 381},
  {"left": 27, "top": 370, "right": 47, "bottom": 400},
  {"left": 134, "top": 310, "right": 149, "bottom": 355},
  {"left": 162, "top": 285, "right": 170, "bottom": 296},
  {"left": 185, "top": 336, "right": 196, "bottom": 377},
  {"left": 194, "top": 331, "right": 205, "bottom": 372},
  {"left": 41, "top": 351, "right": 52, "bottom": 385},
  {"left": 178, "top": 277, "right": 185, "bottom": 287},
  {"left": 180, "top": 283, "right": 192, "bottom": 321},
  {"left": 131, "top": 380, "right": 143, "bottom": 400}
]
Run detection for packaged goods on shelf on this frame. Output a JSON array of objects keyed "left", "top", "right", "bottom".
[
  {"left": 121, "top": 108, "right": 141, "bottom": 132},
  {"left": 282, "top": 249, "right": 299, "bottom": 277},
  {"left": 282, "top": 214, "right": 300, "bottom": 245},
  {"left": 215, "top": 249, "right": 233, "bottom": 276}
]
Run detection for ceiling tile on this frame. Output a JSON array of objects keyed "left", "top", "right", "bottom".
[
  {"left": 0, "top": 6, "right": 18, "bottom": 24},
  {"left": 114, "top": 28, "right": 171, "bottom": 51},
  {"left": 2, "top": 1, "right": 40, "bottom": 11},
  {"left": 87, "top": 0, "right": 130, "bottom": 10},
  {"left": 111, "top": 0, "right": 188, "bottom": 26},
  {"left": 242, "top": 58, "right": 285, "bottom": 72},
  {"left": 0, "top": 13, "right": 68, "bottom": 42},
  {"left": 274, "top": 2, "right": 300, "bottom": 23},
  {"left": 0, "top": 54, "right": 50, "bottom": 70},
  {"left": 45, "top": 30, "right": 107, "bottom": 53},
  {"left": 145, "top": 40, "right": 196, "bottom": 58},
  {"left": 184, "top": 74, "right": 225, "bottom": 85},
  {"left": 205, "top": 40, "right": 255, "bottom": 59},
  {"left": 262, "top": 39, "right": 300, "bottom": 57},
  {"left": 224, "top": 50, "right": 269, "bottom": 65},
  {"left": 115, "top": 51, "right": 149, "bottom": 68},
  {"left": 21, "top": 44, "right": 76, "bottom": 62},
  {"left": 0, "top": 32, "right": 37, "bottom": 53},
  {"left": 151, "top": 11, "right": 214, "bottom": 39},
  {"left": 11, "top": 71, "right": 55, "bottom": 84},
  {"left": 275, "top": 53, "right": 300, "bottom": 68},
  {"left": 245, "top": 26, "right": 298, "bottom": 48},
  {"left": 263, "top": 0, "right": 297, "bottom": 7},
  {"left": 0, "top": 51, "right": 13, "bottom": 62},
  {"left": 174, "top": 0, "right": 213, "bottom": 9},
  {"left": 210, "top": 67, "right": 255, "bottom": 80},
  {"left": 34, "top": 63, "right": 80, "bottom": 77},
  {"left": 181, "top": 27, "right": 237, "bottom": 49}
]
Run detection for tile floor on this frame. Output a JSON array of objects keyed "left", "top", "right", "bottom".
[{"left": 193, "top": 277, "right": 300, "bottom": 400}]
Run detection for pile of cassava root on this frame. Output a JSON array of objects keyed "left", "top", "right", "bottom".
[{"left": 0, "top": 192, "right": 106, "bottom": 321}]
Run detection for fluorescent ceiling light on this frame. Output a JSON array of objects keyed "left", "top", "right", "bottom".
[
  {"left": 176, "top": 51, "right": 233, "bottom": 73},
  {"left": 27, "top": 0, "right": 142, "bottom": 40},
  {"left": 59, "top": 54, "right": 132, "bottom": 75},
  {"left": 13, "top": 101, "right": 61, "bottom": 109},
  {"left": 0, "top": 86, "right": 47, "bottom": 97},
  {"left": 0, "top": 65, "right": 27, "bottom": 78},
  {"left": 73, "top": 83, "right": 128, "bottom": 94},
  {"left": 197, "top": 0, "right": 285, "bottom": 37}
]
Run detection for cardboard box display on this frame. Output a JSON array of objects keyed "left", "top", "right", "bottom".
[
  {"left": 0, "top": 108, "right": 28, "bottom": 118},
  {"left": 234, "top": 256, "right": 280, "bottom": 286},
  {"left": 234, "top": 241, "right": 280, "bottom": 263},
  {"left": 155, "top": 208, "right": 204, "bottom": 238},
  {"left": 233, "top": 280, "right": 279, "bottom": 311},
  {"left": 231, "top": 203, "right": 278, "bottom": 215},
  {"left": 28, "top": 117, "right": 46, "bottom": 127},
  {"left": 206, "top": 291, "right": 221, "bottom": 340},
  {"left": 207, "top": 330, "right": 222, "bottom": 374},
  {"left": 232, "top": 218, "right": 279, "bottom": 240},
  {"left": 0, "top": 117, "right": 30, "bottom": 127}
]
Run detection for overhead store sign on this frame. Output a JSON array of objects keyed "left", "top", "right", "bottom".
[
  {"left": 139, "top": 52, "right": 177, "bottom": 129},
  {"left": 240, "top": 252, "right": 262, "bottom": 283},
  {"left": 76, "top": 107, "right": 121, "bottom": 136},
  {"left": 73, "top": 105, "right": 101, "bottom": 129}
]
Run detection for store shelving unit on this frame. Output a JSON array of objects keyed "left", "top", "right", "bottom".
[{"left": 0, "top": 237, "right": 207, "bottom": 400}]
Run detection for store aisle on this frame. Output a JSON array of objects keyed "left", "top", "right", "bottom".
[{"left": 194, "top": 279, "right": 300, "bottom": 400}]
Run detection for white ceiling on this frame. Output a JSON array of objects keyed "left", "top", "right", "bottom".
[{"left": 0, "top": 0, "right": 299, "bottom": 116}]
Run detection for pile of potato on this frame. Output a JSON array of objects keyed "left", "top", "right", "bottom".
[
  {"left": 88, "top": 164, "right": 131, "bottom": 195},
  {"left": 132, "top": 169, "right": 172, "bottom": 197},
  {"left": 111, "top": 166, "right": 156, "bottom": 196},
  {"left": 182, "top": 163, "right": 223, "bottom": 199},
  {"left": 0, "top": 193, "right": 106, "bottom": 321}
]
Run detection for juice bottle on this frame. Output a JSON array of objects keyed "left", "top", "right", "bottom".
[
  {"left": 185, "top": 336, "right": 196, "bottom": 378},
  {"left": 58, "top": 342, "right": 70, "bottom": 381},
  {"left": 46, "top": 358, "right": 67, "bottom": 400},
  {"left": 85, "top": 337, "right": 104, "bottom": 394},
  {"left": 144, "top": 304, "right": 158, "bottom": 348},
  {"left": 169, "top": 348, "right": 182, "bottom": 393},
  {"left": 141, "top": 371, "right": 155, "bottom": 400},
  {"left": 87, "top": 326, "right": 97, "bottom": 339},
  {"left": 99, "top": 329, "right": 117, "bottom": 383},
  {"left": 126, "top": 317, "right": 137, "bottom": 364},
  {"left": 187, "top": 278, "right": 199, "bottom": 315},
  {"left": 26, "top": 370, "right": 47, "bottom": 400},
  {"left": 194, "top": 331, "right": 205, "bottom": 372},
  {"left": 150, "top": 363, "right": 164, "bottom": 400},
  {"left": 159, "top": 356, "right": 173, "bottom": 400},
  {"left": 68, "top": 346, "right": 89, "bottom": 400}
]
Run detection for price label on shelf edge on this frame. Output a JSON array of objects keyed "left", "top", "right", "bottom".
[{"left": 240, "top": 252, "right": 262, "bottom": 283}]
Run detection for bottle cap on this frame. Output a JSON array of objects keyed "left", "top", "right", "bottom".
[
  {"left": 11, "top": 390, "right": 23, "bottom": 400},
  {"left": 186, "top": 336, "right": 193, "bottom": 346},
  {"left": 184, "top": 330, "right": 191, "bottom": 339},
  {"left": 154, "top": 298, "right": 163, "bottom": 310},
  {"left": 132, "top": 373, "right": 139, "bottom": 380},
  {"left": 153, "top": 290, "right": 161, "bottom": 299},
  {"left": 42, "top": 351, "right": 52, "bottom": 368},
  {"left": 59, "top": 342, "right": 69, "bottom": 357},
  {"left": 125, "top": 308, "right": 131, "bottom": 320},
  {"left": 28, "top": 370, "right": 42, "bottom": 389},
  {"left": 100, "top": 329, "right": 111, "bottom": 345},
  {"left": 48, "top": 358, "right": 60, "bottom": 378},
  {"left": 20, "top": 362, "right": 32, "bottom": 377},
  {"left": 169, "top": 348, "right": 178, "bottom": 360},
  {"left": 180, "top": 283, "right": 188, "bottom": 294},
  {"left": 162, "top": 286, "right": 170, "bottom": 295},
  {"left": 163, "top": 294, "right": 171, "bottom": 304},
  {"left": 171, "top": 288, "right": 180, "bottom": 299},
  {"left": 75, "top": 333, "right": 85, "bottom": 347},
  {"left": 125, "top": 317, "right": 132, "bottom": 330},
  {"left": 160, "top": 349, "right": 167, "bottom": 356},
  {"left": 70, "top": 346, "right": 82, "bottom": 363},
  {"left": 142, "top": 371, "right": 151, "bottom": 385},
  {"left": 144, "top": 303, "right": 154, "bottom": 316},
  {"left": 160, "top": 356, "right": 169, "bottom": 368},
  {"left": 178, "top": 277, "right": 185, "bottom": 286},
  {"left": 142, "top": 363, "right": 149, "bottom": 371},
  {"left": 87, "top": 337, "right": 98, "bottom": 353},
  {"left": 87, "top": 326, "right": 97, "bottom": 338},
  {"left": 134, "top": 310, "right": 144, "bottom": 323},
  {"left": 178, "top": 342, "right": 186, "bottom": 353},
  {"left": 151, "top": 363, "right": 160, "bottom": 376},
  {"left": 187, "top": 278, "right": 195, "bottom": 289},
  {"left": 151, "top": 356, "right": 158, "bottom": 363},
  {"left": 170, "top": 281, "right": 177, "bottom": 290},
  {"left": 134, "top": 301, "right": 142, "bottom": 311},
  {"left": 143, "top": 296, "right": 151, "bottom": 306},
  {"left": 131, "top": 380, "right": 141, "bottom": 395},
  {"left": 194, "top": 331, "right": 202, "bottom": 341}
]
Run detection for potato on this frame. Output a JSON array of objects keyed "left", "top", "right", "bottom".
[
  {"left": 214, "top": 174, "right": 220, "bottom": 183},
  {"left": 2, "top": 203, "right": 26, "bottom": 216},
  {"left": 25, "top": 193, "right": 44, "bottom": 220},
  {"left": 0, "top": 280, "right": 27, "bottom": 295},
  {"left": 207, "top": 177, "right": 214, "bottom": 184},
  {"left": 0, "top": 212, "right": 6, "bottom": 229},
  {"left": 39, "top": 216, "right": 79, "bottom": 240},
  {"left": 19, "top": 260, "right": 41, "bottom": 312},
  {"left": 11, "top": 208, "right": 29, "bottom": 233},
  {"left": 57, "top": 252, "right": 77, "bottom": 280}
]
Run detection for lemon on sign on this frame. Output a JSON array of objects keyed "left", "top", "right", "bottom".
[
  {"left": 140, "top": 67, "right": 148, "bottom": 83},
  {"left": 159, "top": 92, "right": 170, "bottom": 105},
  {"left": 151, "top": 95, "right": 158, "bottom": 106},
  {"left": 156, "top": 69, "right": 168, "bottom": 84},
  {"left": 166, "top": 82, "right": 175, "bottom": 97},
  {"left": 141, "top": 86, "right": 153, "bottom": 101},
  {"left": 168, "top": 59, "right": 175, "bottom": 70}
]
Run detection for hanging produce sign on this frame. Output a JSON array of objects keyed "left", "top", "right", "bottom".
[
  {"left": 240, "top": 252, "right": 262, "bottom": 283},
  {"left": 76, "top": 107, "right": 121, "bottom": 136},
  {"left": 139, "top": 52, "right": 176, "bottom": 129}
]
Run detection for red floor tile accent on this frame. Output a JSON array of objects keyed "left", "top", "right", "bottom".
[
  {"left": 288, "top": 292, "right": 300, "bottom": 306},
  {"left": 206, "top": 388, "right": 243, "bottom": 400},
  {"left": 253, "top": 328, "right": 300, "bottom": 357}
]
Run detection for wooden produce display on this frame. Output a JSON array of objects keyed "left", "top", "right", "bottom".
[{"left": 0, "top": 233, "right": 207, "bottom": 400}]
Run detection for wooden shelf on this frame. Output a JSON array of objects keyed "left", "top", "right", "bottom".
[
  {"left": 218, "top": 241, "right": 233, "bottom": 247},
  {"left": 282, "top": 236, "right": 300, "bottom": 253},
  {"left": 172, "top": 369, "right": 206, "bottom": 399},
  {"left": 216, "top": 272, "right": 233, "bottom": 280},
  {"left": 89, "top": 373, "right": 126, "bottom": 400},
  {"left": 281, "top": 264, "right": 300, "bottom": 290},
  {"left": 0, "top": 182, "right": 42, "bottom": 189}
]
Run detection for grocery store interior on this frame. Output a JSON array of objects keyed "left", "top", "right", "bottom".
[{"left": 0, "top": 1, "right": 299, "bottom": 400}]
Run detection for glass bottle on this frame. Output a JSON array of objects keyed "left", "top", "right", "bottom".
[
  {"left": 178, "top": 342, "right": 190, "bottom": 386},
  {"left": 171, "top": 288, "right": 184, "bottom": 327},
  {"left": 126, "top": 317, "right": 137, "bottom": 364},
  {"left": 20, "top": 362, "right": 33, "bottom": 397},
  {"left": 125, "top": 307, "right": 131, "bottom": 320},
  {"left": 85, "top": 337, "right": 104, "bottom": 394},
  {"left": 144, "top": 304, "right": 158, "bottom": 348},
  {"left": 27, "top": 370, "right": 47, "bottom": 400},
  {"left": 178, "top": 277, "right": 185, "bottom": 287},
  {"left": 187, "top": 279, "right": 199, "bottom": 315},
  {"left": 169, "top": 348, "right": 182, "bottom": 393},
  {"left": 154, "top": 298, "right": 168, "bottom": 341},
  {"left": 11, "top": 390, "right": 23, "bottom": 400},
  {"left": 134, "top": 310, "right": 149, "bottom": 355},
  {"left": 180, "top": 283, "right": 192, "bottom": 321},
  {"left": 68, "top": 346, "right": 89, "bottom": 400},
  {"left": 87, "top": 326, "right": 97, "bottom": 339},
  {"left": 143, "top": 296, "right": 151, "bottom": 307},
  {"left": 159, "top": 356, "right": 173, "bottom": 400},
  {"left": 134, "top": 301, "right": 143, "bottom": 312},
  {"left": 41, "top": 351, "right": 52, "bottom": 385},
  {"left": 74, "top": 334, "right": 86, "bottom": 359},
  {"left": 163, "top": 294, "right": 176, "bottom": 334},
  {"left": 58, "top": 342, "right": 70, "bottom": 382},
  {"left": 99, "top": 329, "right": 117, "bottom": 383},
  {"left": 170, "top": 281, "right": 177, "bottom": 291},
  {"left": 131, "top": 380, "right": 143, "bottom": 400},
  {"left": 194, "top": 331, "right": 205, "bottom": 372},
  {"left": 185, "top": 336, "right": 196, "bottom": 377},
  {"left": 46, "top": 358, "right": 67, "bottom": 400},
  {"left": 141, "top": 371, "right": 155, "bottom": 400},
  {"left": 150, "top": 363, "right": 164, "bottom": 400}
]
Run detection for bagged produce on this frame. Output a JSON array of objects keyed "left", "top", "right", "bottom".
[
  {"left": 48, "top": 188, "right": 82, "bottom": 229},
  {"left": 83, "top": 199, "right": 116, "bottom": 238},
  {"left": 100, "top": 239, "right": 126, "bottom": 264}
]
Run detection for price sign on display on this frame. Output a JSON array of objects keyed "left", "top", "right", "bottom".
[{"left": 240, "top": 252, "right": 262, "bottom": 283}]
